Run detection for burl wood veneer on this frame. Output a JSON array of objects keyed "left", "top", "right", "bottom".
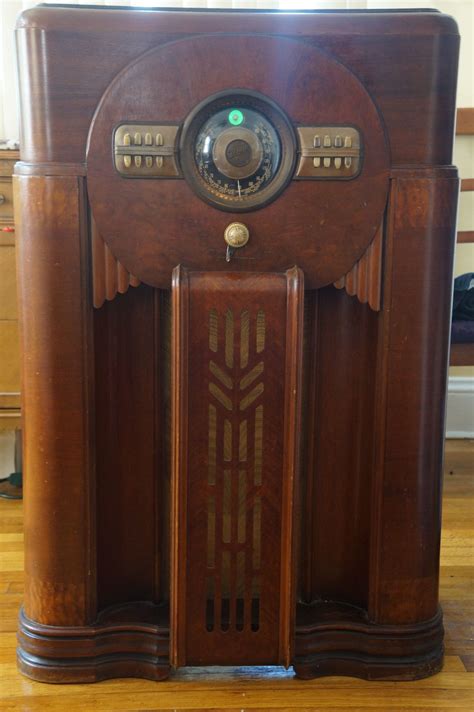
[{"left": 14, "top": 5, "right": 459, "bottom": 683}]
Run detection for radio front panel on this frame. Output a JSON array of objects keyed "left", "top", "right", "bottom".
[{"left": 86, "top": 34, "right": 389, "bottom": 289}]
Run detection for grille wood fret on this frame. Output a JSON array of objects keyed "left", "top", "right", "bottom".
[
  {"left": 171, "top": 267, "right": 304, "bottom": 667},
  {"left": 205, "top": 306, "right": 265, "bottom": 634}
]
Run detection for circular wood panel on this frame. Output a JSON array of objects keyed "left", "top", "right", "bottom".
[{"left": 87, "top": 34, "right": 390, "bottom": 288}]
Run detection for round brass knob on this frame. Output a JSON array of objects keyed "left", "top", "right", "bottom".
[{"left": 224, "top": 222, "right": 250, "bottom": 249}]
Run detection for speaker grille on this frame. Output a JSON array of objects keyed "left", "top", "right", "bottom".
[{"left": 205, "top": 307, "right": 265, "bottom": 633}]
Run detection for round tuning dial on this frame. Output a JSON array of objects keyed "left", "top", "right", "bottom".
[{"left": 180, "top": 91, "right": 296, "bottom": 212}]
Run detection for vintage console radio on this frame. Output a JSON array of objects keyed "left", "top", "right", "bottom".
[{"left": 14, "top": 5, "right": 459, "bottom": 682}]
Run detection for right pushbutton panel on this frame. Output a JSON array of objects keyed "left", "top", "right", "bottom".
[{"left": 296, "top": 126, "right": 361, "bottom": 179}]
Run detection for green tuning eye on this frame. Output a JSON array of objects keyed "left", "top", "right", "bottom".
[{"left": 228, "top": 109, "right": 244, "bottom": 126}]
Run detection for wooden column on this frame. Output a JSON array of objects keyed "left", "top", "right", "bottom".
[
  {"left": 369, "top": 168, "right": 459, "bottom": 625},
  {"left": 14, "top": 174, "right": 95, "bottom": 627}
]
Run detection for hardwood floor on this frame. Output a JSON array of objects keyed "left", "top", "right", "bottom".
[{"left": 0, "top": 440, "right": 472, "bottom": 711}]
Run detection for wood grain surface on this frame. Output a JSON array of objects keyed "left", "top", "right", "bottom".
[
  {"left": 16, "top": 7, "right": 458, "bottom": 167},
  {"left": 12, "top": 3, "right": 461, "bottom": 686},
  {"left": 171, "top": 268, "right": 303, "bottom": 668},
  {"left": 13, "top": 175, "right": 96, "bottom": 627},
  {"left": 0, "top": 440, "right": 472, "bottom": 710},
  {"left": 86, "top": 34, "right": 389, "bottom": 289}
]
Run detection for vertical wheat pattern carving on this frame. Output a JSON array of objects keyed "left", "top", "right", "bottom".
[{"left": 206, "top": 307, "right": 265, "bottom": 633}]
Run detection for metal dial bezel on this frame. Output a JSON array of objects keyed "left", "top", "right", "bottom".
[{"left": 179, "top": 90, "right": 297, "bottom": 213}]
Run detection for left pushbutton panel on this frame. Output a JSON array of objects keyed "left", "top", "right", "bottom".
[{"left": 114, "top": 124, "right": 180, "bottom": 177}]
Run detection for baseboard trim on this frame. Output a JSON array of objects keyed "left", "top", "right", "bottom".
[{"left": 446, "top": 376, "right": 474, "bottom": 439}]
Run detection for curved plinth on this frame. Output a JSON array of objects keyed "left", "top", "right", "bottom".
[
  {"left": 293, "top": 652, "right": 443, "bottom": 681},
  {"left": 17, "top": 603, "right": 170, "bottom": 683},
  {"left": 18, "top": 601, "right": 444, "bottom": 682},
  {"left": 293, "top": 602, "right": 444, "bottom": 681}
]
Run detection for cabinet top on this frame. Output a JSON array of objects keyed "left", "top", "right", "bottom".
[
  {"left": 15, "top": 3, "right": 459, "bottom": 168},
  {"left": 17, "top": 4, "right": 459, "bottom": 37}
]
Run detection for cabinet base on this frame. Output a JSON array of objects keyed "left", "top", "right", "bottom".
[
  {"left": 17, "top": 602, "right": 444, "bottom": 683},
  {"left": 17, "top": 603, "right": 170, "bottom": 683},
  {"left": 294, "top": 602, "right": 444, "bottom": 680},
  {"left": 17, "top": 649, "right": 171, "bottom": 684},
  {"left": 293, "top": 650, "right": 443, "bottom": 681}
]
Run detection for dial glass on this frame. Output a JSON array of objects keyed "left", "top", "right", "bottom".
[
  {"left": 194, "top": 107, "right": 282, "bottom": 204},
  {"left": 180, "top": 91, "right": 296, "bottom": 212}
]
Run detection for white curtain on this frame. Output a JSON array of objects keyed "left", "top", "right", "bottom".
[{"left": 1, "top": 0, "right": 472, "bottom": 140}]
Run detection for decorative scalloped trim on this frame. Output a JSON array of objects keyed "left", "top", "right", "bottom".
[
  {"left": 334, "top": 224, "right": 383, "bottom": 311},
  {"left": 91, "top": 217, "right": 140, "bottom": 308}
]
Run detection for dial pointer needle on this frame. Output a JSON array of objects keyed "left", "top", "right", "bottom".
[{"left": 237, "top": 179, "right": 241, "bottom": 198}]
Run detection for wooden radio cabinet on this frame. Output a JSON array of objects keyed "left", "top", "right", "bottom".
[{"left": 14, "top": 5, "right": 459, "bottom": 682}]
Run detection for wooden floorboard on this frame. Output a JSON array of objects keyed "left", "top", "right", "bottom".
[{"left": 0, "top": 440, "right": 472, "bottom": 710}]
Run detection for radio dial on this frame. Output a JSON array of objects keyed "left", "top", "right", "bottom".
[{"left": 179, "top": 91, "right": 297, "bottom": 211}]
